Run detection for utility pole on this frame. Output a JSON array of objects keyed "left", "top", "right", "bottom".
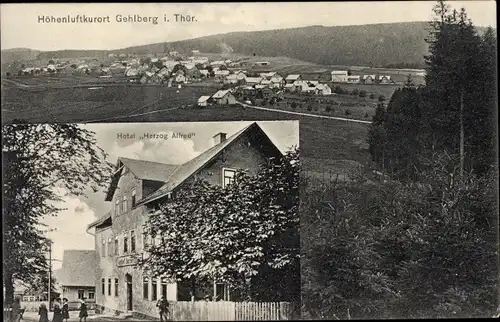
[{"left": 48, "top": 240, "right": 52, "bottom": 310}]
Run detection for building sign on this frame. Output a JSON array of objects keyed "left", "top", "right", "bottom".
[{"left": 117, "top": 254, "right": 142, "bottom": 267}]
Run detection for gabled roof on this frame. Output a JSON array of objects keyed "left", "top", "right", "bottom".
[
  {"left": 245, "top": 77, "right": 263, "bottom": 83},
  {"left": 138, "top": 122, "right": 282, "bottom": 205},
  {"left": 286, "top": 74, "right": 301, "bottom": 80},
  {"left": 331, "top": 70, "right": 348, "bottom": 75},
  {"left": 198, "top": 95, "right": 211, "bottom": 103},
  {"left": 212, "top": 89, "right": 232, "bottom": 99},
  {"left": 105, "top": 157, "right": 179, "bottom": 201},
  {"left": 57, "top": 250, "right": 97, "bottom": 287},
  {"left": 87, "top": 212, "right": 112, "bottom": 230}
]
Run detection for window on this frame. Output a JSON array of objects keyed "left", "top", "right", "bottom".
[
  {"left": 114, "top": 236, "right": 119, "bottom": 255},
  {"left": 101, "top": 238, "right": 106, "bottom": 257},
  {"left": 88, "top": 291, "right": 95, "bottom": 300},
  {"left": 122, "top": 195, "right": 128, "bottom": 214},
  {"left": 108, "top": 238, "right": 112, "bottom": 256},
  {"left": 222, "top": 168, "right": 236, "bottom": 188},
  {"left": 115, "top": 278, "right": 119, "bottom": 297},
  {"left": 143, "top": 277, "right": 149, "bottom": 300},
  {"left": 101, "top": 278, "right": 105, "bottom": 295},
  {"left": 152, "top": 278, "right": 158, "bottom": 301},
  {"left": 78, "top": 290, "right": 85, "bottom": 300},
  {"left": 131, "top": 189, "right": 137, "bottom": 208},
  {"left": 161, "top": 278, "right": 168, "bottom": 299},
  {"left": 108, "top": 278, "right": 112, "bottom": 296},
  {"left": 131, "top": 230, "right": 136, "bottom": 252},
  {"left": 124, "top": 235, "right": 128, "bottom": 253},
  {"left": 115, "top": 197, "right": 120, "bottom": 216}
]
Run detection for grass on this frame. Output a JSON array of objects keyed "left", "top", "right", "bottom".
[{"left": 1, "top": 82, "right": 372, "bottom": 176}]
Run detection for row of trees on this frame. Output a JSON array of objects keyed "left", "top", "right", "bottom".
[
  {"left": 304, "top": 0, "right": 498, "bottom": 319},
  {"left": 2, "top": 122, "right": 113, "bottom": 305}
]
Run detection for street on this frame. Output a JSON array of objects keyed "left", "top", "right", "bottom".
[{"left": 20, "top": 310, "right": 159, "bottom": 322}]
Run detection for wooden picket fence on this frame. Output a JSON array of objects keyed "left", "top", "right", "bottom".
[{"left": 170, "top": 301, "right": 291, "bottom": 321}]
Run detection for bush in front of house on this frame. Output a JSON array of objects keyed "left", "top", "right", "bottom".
[{"left": 334, "top": 86, "right": 343, "bottom": 94}]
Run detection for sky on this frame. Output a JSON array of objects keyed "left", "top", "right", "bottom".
[
  {"left": 1, "top": 1, "right": 496, "bottom": 51},
  {"left": 41, "top": 121, "right": 299, "bottom": 270}
]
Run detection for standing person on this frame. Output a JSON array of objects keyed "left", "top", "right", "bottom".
[
  {"left": 78, "top": 298, "right": 88, "bottom": 322},
  {"left": 52, "top": 298, "right": 63, "bottom": 322},
  {"left": 156, "top": 296, "right": 169, "bottom": 322},
  {"left": 38, "top": 303, "right": 49, "bottom": 322},
  {"left": 61, "top": 298, "right": 69, "bottom": 322}
]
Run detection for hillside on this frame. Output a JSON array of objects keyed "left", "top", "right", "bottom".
[
  {"left": 117, "top": 22, "right": 433, "bottom": 68},
  {"left": 2, "top": 22, "right": 491, "bottom": 68}
]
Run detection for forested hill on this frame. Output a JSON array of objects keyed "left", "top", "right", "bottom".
[
  {"left": 121, "top": 21, "right": 432, "bottom": 68},
  {"left": 4, "top": 22, "right": 491, "bottom": 68}
]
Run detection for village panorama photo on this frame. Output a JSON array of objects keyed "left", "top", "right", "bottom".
[{"left": 2, "top": 121, "right": 300, "bottom": 321}]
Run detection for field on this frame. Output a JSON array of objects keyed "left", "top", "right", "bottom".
[
  {"left": 1, "top": 82, "right": 371, "bottom": 176},
  {"left": 1, "top": 84, "right": 218, "bottom": 123}
]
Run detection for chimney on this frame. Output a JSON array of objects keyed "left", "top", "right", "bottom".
[{"left": 213, "top": 132, "right": 227, "bottom": 145}]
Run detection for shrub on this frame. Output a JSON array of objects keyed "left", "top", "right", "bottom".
[
  {"left": 307, "top": 105, "right": 312, "bottom": 111},
  {"left": 359, "top": 90, "right": 367, "bottom": 98},
  {"left": 365, "top": 112, "right": 369, "bottom": 118},
  {"left": 345, "top": 109, "right": 351, "bottom": 116},
  {"left": 369, "top": 93, "right": 375, "bottom": 99},
  {"left": 291, "top": 102, "right": 297, "bottom": 109},
  {"left": 351, "top": 88, "right": 359, "bottom": 96},
  {"left": 334, "top": 86, "right": 343, "bottom": 94},
  {"left": 378, "top": 95, "right": 386, "bottom": 102},
  {"left": 325, "top": 105, "right": 332, "bottom": 112}
]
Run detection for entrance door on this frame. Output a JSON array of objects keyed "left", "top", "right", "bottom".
[{"left": 126, "top": 274, "right": 133, "bottom": 311}]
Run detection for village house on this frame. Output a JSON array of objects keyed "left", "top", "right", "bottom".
[
  {"left": 346, "top": 75, "right": 361, "bottom": 84},
  {"left": 285, "top": 74, "right": 302, "bottom": 84},
  {"left": 191, "top": 49, "right": 200, "bottom": 55},
  {"left": 199, "top": 69, "right": 209, "bottom": 78},
  {"left": 86, "top": 123, "right": 283, "bottom": 318},
  {"left": 57, "top": 250, "right": 97, "bottom": 305},
  {"left": 211, "top": 89, "right": 237, "bottom": 105},
  {"left": 224, "top": 74, "right": 239, "bottom": 84},
  {"left": 235, "top": 71, "right": 247, "bottom": 81},
  {"left": 331, "top": 70, "right": 349, "bottom": 83},
  {"left": 184, "top": 64, "right": 201, "bottom": 81},
  {"left": 315, "top": 83, "right": 332, "bottom": 96},
  {"left": 214, "top": 69, "right": 230, "bottom": 78},
  {"left": 269, "top": 75, "right": 285, "bottom": 89},
  {"left": 173, "top": 73, "right": 187, "bottom": 84},
  {"left": 244, "top": 76, "right": 263, "bottom": 86},
  {"left": 378, "top": 75, "right": 392, "bottom": 84},
  {"left": 197, "top": 95, "right": 212, "bottom": 107},
  {"left": 362, "top": 75, "right": 376, "bottom": 84},
  {"left": 125, "top": 68, "right": 139, "bottom": 78}
]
